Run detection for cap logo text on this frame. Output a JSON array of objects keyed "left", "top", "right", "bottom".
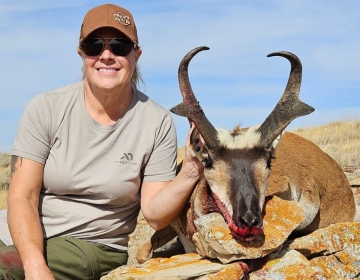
[{"left": 114, "top": 12, "right": 131, "bottom": 26}]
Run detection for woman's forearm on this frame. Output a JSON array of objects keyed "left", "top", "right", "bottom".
[
  {"left": 8, "top": 197, "right": 48, "bottom": 271},
  {"left": 7, "top": 156, "right": 50, "bottom": 276},
  {"left": 141, "top": 167, "right": 200, "bottom": 230}
]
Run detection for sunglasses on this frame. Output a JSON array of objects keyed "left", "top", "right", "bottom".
[{"left": 80, "top": 38, "right": 137, "bottom": 57}]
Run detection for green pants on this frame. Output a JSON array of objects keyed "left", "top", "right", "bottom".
[{"left": 0, "top": 237, "right": 128, "bottom": 280}]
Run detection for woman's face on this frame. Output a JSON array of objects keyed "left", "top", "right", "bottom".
[{"left": 78, "top": 27, "right": 142, "bottom": 93}]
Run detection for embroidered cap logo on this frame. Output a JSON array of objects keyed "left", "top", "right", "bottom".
[{"left": 114, "top": 12, "right": 131, "bottom": 26}]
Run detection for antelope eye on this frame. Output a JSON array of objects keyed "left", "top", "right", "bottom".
[{"left": 202, "top": 158, "right": 213, "bottom": 169}]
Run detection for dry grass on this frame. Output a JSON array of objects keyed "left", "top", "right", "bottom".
[
  {"left": 0, "top": 190, "right": 7, "bottom": 210},
  {"left": 293, "top": 120, "right": 360, "bottom": 169},
  {"left": 0, "top": 153, "right": 11, "bottom": 188},
  {"left": 0, "top": 154, "right": 10, "bottom": 210},
  {"left": 177, "top": 148, "right": 185, "bottom": 164}
]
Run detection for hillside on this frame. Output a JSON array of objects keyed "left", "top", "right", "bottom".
[{"left": 1, "top": 120, "right": 360, "bottom": 210}]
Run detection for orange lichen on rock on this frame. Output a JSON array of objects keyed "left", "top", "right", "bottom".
[
  {"left": 101, "top": 253, "right": 237, "bottom": 279},
  {"left": 290, "top": 221, "right": 360, "bottom": 256},
  {"left": 198, "top": 262, "right": 245, "bottom": 280},
  {"left": 193, "top": 196, "right": 305, "bottom": 263},
  {"left": 210, "top": 226, "right": 233, "bottom": 241}
]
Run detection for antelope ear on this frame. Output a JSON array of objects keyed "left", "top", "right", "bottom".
[
  {"left": 190, "top": 127, "right": 209, "bottom": 160},
  {"left": 190, "top": 127, "right": 200, "bottom": 147}
]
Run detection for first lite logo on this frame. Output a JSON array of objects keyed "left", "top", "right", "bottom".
[{"left": 120, "top": 153, "right": 133, "bottom": 161}]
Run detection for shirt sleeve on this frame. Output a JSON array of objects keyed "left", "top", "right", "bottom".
[
  {"left": 12, "top": 94, "right": 51, "bottom": 164},
  {"left": 142, "top": 112, "right": 177, "bottom": 182}
]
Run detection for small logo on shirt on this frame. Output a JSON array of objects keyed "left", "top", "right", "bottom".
[
  {"left": 121, "top": 153, "right": 133, "bottom": 161},
  {"left": 116, "top": 153, "right": 137, "bottom": 165}
]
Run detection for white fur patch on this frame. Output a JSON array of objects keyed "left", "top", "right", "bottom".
[
  {"left": 211, "top": 183, "right": 234, "bottom": 216},
  {"left": 216, "top": 126, "right": 261, "bottom": 150},
  {"left": 216, "top": 126, "right": 282, "bottom": 150}
]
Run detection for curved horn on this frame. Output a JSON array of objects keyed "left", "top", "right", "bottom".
[
  {"left": 170, "top": 46, "right": 220, "bottom": 150},
  {"left": 258, "top": 51, "right": 315, "bottom": 148}
]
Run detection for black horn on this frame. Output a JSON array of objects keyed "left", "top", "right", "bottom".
[
  {"left": 170, "top": 46, "right": 220, "bottom": 150},
  {"left": 258, "top": 51, "right": 314, "bottom": 148}
]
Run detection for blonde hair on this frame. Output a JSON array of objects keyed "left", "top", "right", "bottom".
[{"left": 132, "top": 64, "right": 145, "bottom": 91}]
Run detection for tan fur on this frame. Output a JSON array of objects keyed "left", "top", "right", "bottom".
[
  {"left": 202, "top": 159, "right": 233, "bottom": 214},
  {"left": 267, "top": 131, "right": 355, "bottom": 234},
  {"left": 253, "top": 160, "right": 271, "bottom": 212}
]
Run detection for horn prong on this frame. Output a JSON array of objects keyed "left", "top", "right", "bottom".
[
  {"left": 171, "top": 46, "right": 220, "bottom": 150},
  {"left": 258, "top": 51, "right": 314, "bottom": 148}
]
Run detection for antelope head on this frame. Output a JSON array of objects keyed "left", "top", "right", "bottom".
[{"left": 171, "top": 47, "right": 314, "bottom": 241}]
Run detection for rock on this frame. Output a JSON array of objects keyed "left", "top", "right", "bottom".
[
  {"left": 350, "top": 177, "right": 360, "bottom": 186},
  {"left": 289, "top": 221, "right": 360, "bottom": 256},
  {"left": 193, "top": 196, "right": 304, "bottom": 263},
  {"left": 101, "top": 253, "right": 245, "bottom": 280},
  {"left": 127, "top": 211, "right": 179, "bottom": 265},
  {"left": 308, "top": 244, "right": 360, "bottom": 279},
  {"left": 107, "top": 198, "right": 360, "bottom": 279},
  {"left": 249, "top": 222, "right": 360, "bottom": 279},
  {"left": 249, "top": 250, "right": 324, "bottom": 279},
  {"left": 344, "top": 168, "right": 360, "bottom": 184},
  {"left": 127, "top": 212, "right": 156, "bottom": 265}
]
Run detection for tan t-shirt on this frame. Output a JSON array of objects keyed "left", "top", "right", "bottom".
[{"left": 0, "top": 82, "right": 177, "bottom": 250}]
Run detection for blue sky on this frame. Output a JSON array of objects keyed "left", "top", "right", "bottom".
[{"left": 0, "top": 0, "right": 359, "bottom": 152}]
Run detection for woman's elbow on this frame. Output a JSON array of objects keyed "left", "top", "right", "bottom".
[{"left": 141, "top": 212, "right": 170, "bottom": 231}]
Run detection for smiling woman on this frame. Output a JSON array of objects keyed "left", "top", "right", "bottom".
[{"left": 0, "top": 3, "right": 203, "bottom": 280}]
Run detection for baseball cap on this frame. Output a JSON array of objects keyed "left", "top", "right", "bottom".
[{"left": 79, "top": 4, "right": 138, "bottom": 45}]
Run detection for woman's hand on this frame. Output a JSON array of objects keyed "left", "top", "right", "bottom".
[
  {"left": 181, "top": 123, "right": 204, "bottom": 180},
  {"left": 140, "top": 123, "right": 205, "bottom": 230},
  {"left": 25, "top": 264, "right": 55, "bottom": 280}
]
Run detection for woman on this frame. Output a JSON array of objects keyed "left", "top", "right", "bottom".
[{"left": 0, "top": 4, "right": 203, "bottom": 279}]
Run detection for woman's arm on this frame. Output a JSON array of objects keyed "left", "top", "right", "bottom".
[
  {"left": 141, "top": 125, "right": 204, "bottom": 230},
  {"left": 7, "top": 156, "right": 55, "bottom": 280}
]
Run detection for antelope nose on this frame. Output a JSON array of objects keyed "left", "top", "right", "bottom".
[{"left": 241, "top": 211, "right": 260, "bottom": 228}]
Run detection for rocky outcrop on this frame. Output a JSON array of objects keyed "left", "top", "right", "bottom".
[
  {"left": 193, "top": 196, "right": 304, "bottom": 263},
  {"left": 102, "top": 253, "right": 246, "bottom": 280},
  {"left": 102, "top": 196, "right": 360, "bottom": 279},
  {"left": 104, "top": 223, "right": 360, "bottom": 279},
  {"left": 250, "top": 222, "right": 360, "bottom": 279}
]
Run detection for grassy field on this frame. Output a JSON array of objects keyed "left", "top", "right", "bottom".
[
  {"left": 0, "top": 153, "right": 10, "bottom": 210},
  {"left": 293, "top": 121, "right": 360, "bottom": 169},
  {"left": 1, "top": 120, "right": 359, "bottom": 211}
]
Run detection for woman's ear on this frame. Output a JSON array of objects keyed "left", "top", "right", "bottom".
[
  {"left": 135, "top": 47, "right": 142, "bottom": 62},
  {"left": 77, "top": 47, "right": 83, "bottom": 57}
]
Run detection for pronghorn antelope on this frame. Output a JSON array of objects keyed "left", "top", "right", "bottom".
[{"left": 136, "top": 47, "right": 355, "bottom": 263}]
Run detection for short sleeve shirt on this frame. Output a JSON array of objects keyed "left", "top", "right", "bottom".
[{"left": 0, "top": 82, "right": 177, "bottom": 250}]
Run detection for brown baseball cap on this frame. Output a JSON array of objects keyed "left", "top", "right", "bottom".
[{"left": 79, "top": 4, "right": 138, "bottom": 45}]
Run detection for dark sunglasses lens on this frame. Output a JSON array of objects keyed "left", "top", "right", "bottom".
[
  {"left": 110, "top": 39, "right": 134, "bottom": 56},
  {"left": 81, "top": 39, "right": 104, "bottom": 56}
]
